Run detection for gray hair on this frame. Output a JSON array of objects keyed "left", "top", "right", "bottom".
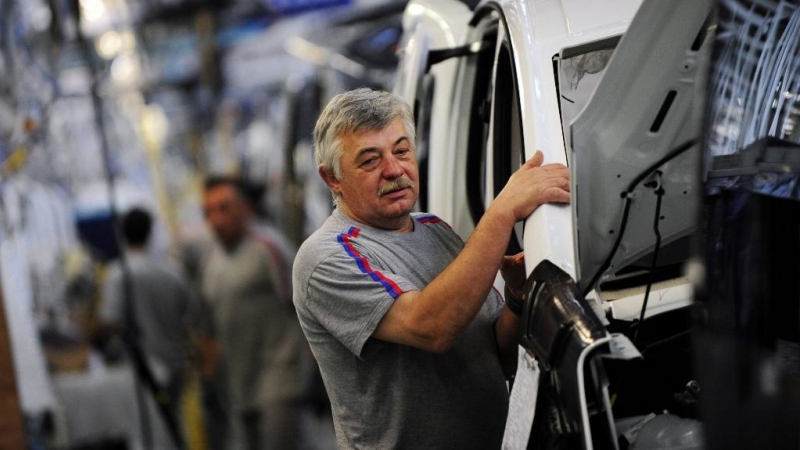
[{"left": 314, "top": 88, "right": 416, "bottom": 205}]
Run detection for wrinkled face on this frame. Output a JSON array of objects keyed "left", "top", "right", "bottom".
[
  {"left": 202, "top": 184, "right": 251, "bottom": 249},
  {"left": 324, "top": 118, "right": 419, "bottom": 231}
]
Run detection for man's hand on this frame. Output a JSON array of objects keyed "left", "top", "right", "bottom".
[
  {"left": 373, "top": 150, "right": 569, "bottom": 355},
  {"left": 501, "top": 252, "right": 526, "bottom": 299},
  {"left": 492, "top": 150, "right": 570, "bottom": 225}
]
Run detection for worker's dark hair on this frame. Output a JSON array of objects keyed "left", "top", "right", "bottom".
[
  {"left": 121, "top": 207, "right": 152, "bottom": 247},
  {"left": 203, "top": 175, "right": 250, "bottom": 202},
  {"left": 203, "top": 175, "right": 268, "bottom": 217}
]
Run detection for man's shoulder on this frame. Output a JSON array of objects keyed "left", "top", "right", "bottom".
[
  {"left": 412, "top": 212, "right": 463, "bottom": 244},
  {"left": 252, "top": 223, "right": 297, "bottom": 254},
  {"left": 247, "top": 230, "right": 282, "bottom": 259},
  {"left": 295, "top": 216, "right": 354, "bottom": 271},
  {"left": 411, "top": 212, "right": 452, "bottom": 229},
  {"left": 139, "top": 258, "right": 191, "bottom": 288}
]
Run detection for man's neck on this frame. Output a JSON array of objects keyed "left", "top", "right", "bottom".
[
  {"left": 221, "top": 229, "right": 250, "bottom": 253},
  {"left": 338, "top": 203, "right": 414, "bottom": 233},
  {"left": 127, "top": 245, "right": 146, "bottom": 255}
]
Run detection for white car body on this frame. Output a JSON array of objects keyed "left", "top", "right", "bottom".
[
  {"left": 395, "top": 0, "right": 708, "bottom": 318},
  {"left": 395, "top": 2, "right": 712, "bottom": 446},
  {"left": 396, "top": 0, "right": 641, "bottom": 278}
]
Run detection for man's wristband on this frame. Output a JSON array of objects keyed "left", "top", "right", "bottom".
[{"left": 504, "top": 286, "right": 525, "bottom": 316}]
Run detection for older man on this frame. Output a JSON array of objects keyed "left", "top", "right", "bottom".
[{"left": 292, "top": 88, "right": 570, "bottom": 449}]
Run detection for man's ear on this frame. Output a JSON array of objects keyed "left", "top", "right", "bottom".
[{"left": 319, "top": 165, "right": 342, "bottom": 197}]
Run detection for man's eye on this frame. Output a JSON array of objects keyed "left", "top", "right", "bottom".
[
  {"left": 361, "top": 158, "right": 378, "bottom": 167},
  {"left": 396, "top": 148, "right": 410, "bottom": 156}
]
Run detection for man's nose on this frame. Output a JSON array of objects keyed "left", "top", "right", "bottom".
[
  {"left": 206, "top": 208, "right": 222, "bottom": 224},
  {"left": 381, "top": 154, "right": 404, "bottom": 178}
]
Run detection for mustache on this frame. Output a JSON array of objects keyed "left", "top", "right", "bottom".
[{"left": 378, "top": 177, "right": 415, "bottom": 196}]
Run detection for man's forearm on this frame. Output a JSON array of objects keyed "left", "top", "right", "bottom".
[{"left": 407, "top": 203, "right": 518, "bottom": 349}]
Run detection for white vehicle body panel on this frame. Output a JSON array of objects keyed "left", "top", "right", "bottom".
[
  {"left": 394, "top": 0, "right": 709, "bottom": 447},
  {"left": 474, "top": 0, "right": 640, "bottom": 278},
  {"left": 396, "top": 0, "right": 700, "bottom": 317}
]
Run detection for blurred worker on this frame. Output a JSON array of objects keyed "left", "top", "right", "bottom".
[
  {"left": 201, "top": 176, "right": 312, "bottom": 450},
  {"left": 99, "top": 207, "right": 194, "bottom": 420},
  {"left": 293, "top": 88, "right": 571, "bottom": 448}
]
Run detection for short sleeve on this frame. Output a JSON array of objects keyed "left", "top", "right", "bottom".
[
  {"left": 304, "top": 251, "right": 419, "bottom": 359},
  {"left": 487, "top": 286, "right": 505, "bottom": 322}
]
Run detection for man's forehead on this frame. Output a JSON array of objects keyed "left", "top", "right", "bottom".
[{"left": 340, "top": 119, "right": 410, "bottom": 153}]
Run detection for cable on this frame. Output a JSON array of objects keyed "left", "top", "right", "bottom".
[
  {"left": 582, "top": 138, "right": 698, "bottom": 298},
  {"left": 633, "top": 179, "right": 665, "bottom": 344}
]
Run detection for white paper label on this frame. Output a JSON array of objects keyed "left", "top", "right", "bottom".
[
  {"left": 502, "top": 346, "right": 541, "bottom": 450},
  {"left": 605, "top": 333, "right": 643, "bottom": 360}
]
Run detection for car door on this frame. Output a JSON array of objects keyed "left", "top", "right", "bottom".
[{"left": 462, "top": 0, "right": 625, "bottom": 277}]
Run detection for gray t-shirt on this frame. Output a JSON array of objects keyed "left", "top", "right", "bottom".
[
  {"left": 101, "top": 253, "right": 193, "bottom": 384},
  {"left": 293, "top": 208, "right": 509, "bottom": 449},
  {"left": 203, "top": 230, "right": 312, "bottom": 412}
]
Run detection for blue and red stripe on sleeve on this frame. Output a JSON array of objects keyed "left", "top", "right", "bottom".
[{"left": 336, "top": 227, "right": 404, "bottom": 299}]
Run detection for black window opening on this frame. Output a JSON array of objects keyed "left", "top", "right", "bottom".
[
  {"left": 416, "top": 73, "right": 435, "bottom": 212},
  {"left": 492, "top": 44, "right": 524, "bottom": 255},
  {"left": 465, "top": 26, "right": 498, "bottom": 227}
]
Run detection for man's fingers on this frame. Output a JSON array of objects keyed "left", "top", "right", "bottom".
[
  {"left": 501, "top": 151, "right": 571, "bottom": 217},
  {"left": 525, "top": 151, "right": 544, "bottom": 168},
  {"left": 534, "top": 175, "right": 570, "bottom": 192},
  {"left": 502, "top": 252, "right": 524, "bottom": 268},
  {"left": 540, "top": 163, "right": 568, "bottom": 171},
  {"left": 543, "top": 187, "right": 571, "bottom": 204},
  {"left": 519, "top": 167, "right": 568, "bottom": 184}
]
